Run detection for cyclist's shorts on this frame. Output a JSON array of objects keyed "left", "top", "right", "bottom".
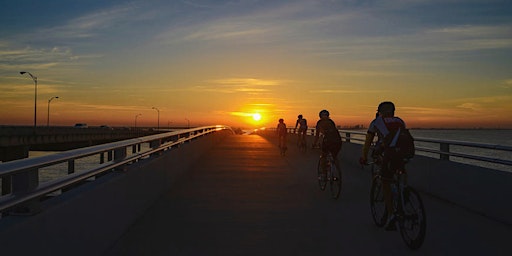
[
  {"left": 322, "top": 140, "right": 342, "bottom": 158},
  {"left": 381, "top": 148, "right": 405, "bottom": 179}
]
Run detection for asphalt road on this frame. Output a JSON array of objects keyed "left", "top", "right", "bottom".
[{"left": 105, "top": 134, "right": 511, "bottom": 256}]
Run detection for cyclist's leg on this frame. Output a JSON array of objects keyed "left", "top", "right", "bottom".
[
  {"left": 381, "top": 149, "right": 397, "bottom": 230},
  {"left": 302, "top": 129, "right": 308, "bottom": 144},
  {"left": 320, "top": 146, "right": 328, "bottom": 174}
]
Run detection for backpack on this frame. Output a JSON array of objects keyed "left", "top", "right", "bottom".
[
  {"left": 396, "top": 128, "right": 415, "bottom": 158},
  {"left": 384, "top": 128, "right": 415, "bottom": 158}
]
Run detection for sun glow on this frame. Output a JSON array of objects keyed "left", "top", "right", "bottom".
[{"left": 252, "top": 113, "right": 262, "bottom": 121}]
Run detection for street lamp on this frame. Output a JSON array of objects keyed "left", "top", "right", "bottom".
[
  {"left": 185, "top": 118, "right": 190, "bottom": 129},
  {"left": 134, "top": 113, "right": 142, "bottom": 128},
  {"left": 152, "top": 107, "right": 160, "bottom": 129},
  {"left": 20, "top": 71, "right": 37, "bottom": 129},
  {"left": 47, "top": 96, "right": 59, "bottom": 127}
]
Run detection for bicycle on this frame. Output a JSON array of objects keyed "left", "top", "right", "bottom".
[
  {"left": 317, "top": 151, "right": 342, "bottom": 199},
  {"left": 368, "top": 157, "right": 426, "bottom": 250},
  {"left": 297, "top": 131, "right": 307, "bottom": 153},
  {"left": 278, "top": 135, "right": 287, "bottom": 156}
]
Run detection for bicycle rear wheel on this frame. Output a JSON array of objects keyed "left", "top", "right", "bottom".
[
  {"left": 329, "top": 159, "right": 341, "bottom": 199},
  {"left": 399, "top": 187, "right": 426, "bottom": 250},
  {"left": 370, "top": 175, "right": 387, "bottom": 227},
  {"left": 317, "top": 158, "right": 326, "bottom": 191}
]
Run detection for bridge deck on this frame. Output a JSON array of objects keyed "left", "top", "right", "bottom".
[{"left": 105, "top": 134, "right": 511, "bottom": 255}]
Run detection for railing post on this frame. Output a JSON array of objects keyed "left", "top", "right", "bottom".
[
  {"left": 10, "top": 168, "right": 40, "bottom": 215},
  {"left": 68, "top": 159, "right": 75, "bottom": 174},
  {"left": 150, "top": 139, "right": 162, "bottom": 155},
  {"left": 0, "top": 145, "right": 30, "bottom": 195},
  {"left": 114, "top": 147, "right": 127, "bottom": 172},
  {"left": 345, "top": 132, "right": 351, "bottom": 143},
  {"left": 440, "top": 143, "right": 450, "bottom": 160}
]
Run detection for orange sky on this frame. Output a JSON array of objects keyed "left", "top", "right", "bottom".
[{"left": 1, "top": 1, "right": 511, "bottom": 129}]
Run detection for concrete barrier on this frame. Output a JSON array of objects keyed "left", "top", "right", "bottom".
[{"left": 0, "top": 130, "right": 232, "bottom": 256}]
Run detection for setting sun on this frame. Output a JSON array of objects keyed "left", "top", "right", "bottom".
[{"left": 252, "top": 113, "right": 262, "bottom": 122}]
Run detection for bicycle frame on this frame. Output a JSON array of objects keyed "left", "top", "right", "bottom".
[
  {"left": 368, "top": 156, "right": 426, "bottom": 250},
  {"left": 318, "top": 151, "right": 341, "bottom": 199}
]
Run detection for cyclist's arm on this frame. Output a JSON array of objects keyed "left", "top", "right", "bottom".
[
  {"left": 313, "top": 123, "right": 322, "bottom": 145},
  {"left": 362, "top": 132, "right": 375, "bottom": 161}
]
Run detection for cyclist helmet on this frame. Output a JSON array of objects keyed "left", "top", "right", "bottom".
[
  {"left": 377, "top": 101, "right": 395, "bottom": 113},
  {"left": 319, "top": 109, "right": 329, "bottom": 118},
  {"left": 298, "top": 114, "right": 303, "bottom": 119},
  {"left": 279, "top": 118, "right": 284, "bottom": 123}
]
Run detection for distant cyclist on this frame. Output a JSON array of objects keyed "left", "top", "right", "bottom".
[
  {"left": 276, "top": 118, "right": 288, "bottom": 154},
  {"left": 359, "top": 101, "right": 407, "bottom": 230},
  {"left": 295, "top": 114, "right": 308, "bottom": 146},
  {"left": 313, "top": 110, "right": 342, "bottom": 173}
]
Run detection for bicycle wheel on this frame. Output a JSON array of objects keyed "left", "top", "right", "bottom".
[
  {"left": 317, "top": 157, "right": 326, "bottom": 191},
  {"left": 329, "top": 159, "right": 341, "bottom": 199},
  {"left": 399, "top": 186, "right": 426, "bottom": 250},
  {"left": 370, "top": 175, "right": 387, "bottom": 227}
]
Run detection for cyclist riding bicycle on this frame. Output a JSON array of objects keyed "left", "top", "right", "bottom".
[
  {"left": 313, "top": 110, "right": 342, "bottom": 173},
  {"left": 359, "top": 101, "right": 407, "bottom": 230},
  {"left": 295, "top": 114, "right": 308, "bottom": 146},
  {"left": 277, "top": 118, "right": 287, "bottom": 153}
]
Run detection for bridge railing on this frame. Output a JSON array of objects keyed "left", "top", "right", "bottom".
[
  {"left": 0, "top": 125, "right": 232, "bottom": 215},
  {"left": 264, "top": 128, "right": 512, "bottom": 171}
]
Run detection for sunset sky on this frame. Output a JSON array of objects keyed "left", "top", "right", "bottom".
[{"left": 1, "top": 0, "right": 511, "bottom": 129}]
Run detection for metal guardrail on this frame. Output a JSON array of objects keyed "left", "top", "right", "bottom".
[
  {"left": 336, "top": 130, "right": 512, "bottom": 167},
  {"left": 0, "top": 125, "right": 232, "bottom": 214},
  {"left": 264, "top": 128, "right": 512, "bottom": 168}
]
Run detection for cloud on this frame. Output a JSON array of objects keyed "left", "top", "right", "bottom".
[
  {"left": 210, "top": 78, "right": 282, "bottom": 86},
  {"left": 457, "top": 102, "right": 481, "bottom": 111},
  {"left": 309, "top": 89, "right": 382, "bottom": 94},
  {"left": 503, "top": 79, "right": 512, "bottom": 88},
  {"left": 34, "top": 4, "right": 138, "bottom": 41}
]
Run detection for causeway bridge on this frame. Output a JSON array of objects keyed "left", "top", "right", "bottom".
[
  {"left": 0, "top": 125, "right": 164, "bottom": 162},
  {"left": 0, "top": 126, "right": 511, "bottom": 255}
]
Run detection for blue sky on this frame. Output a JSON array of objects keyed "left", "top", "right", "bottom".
[{"left": 1, "top": 0, "right": 511, "bottom": 128}]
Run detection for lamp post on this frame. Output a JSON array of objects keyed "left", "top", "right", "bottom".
[
  {"left": 47, "top": 96, "right": 59, "bottom": 127},
  {"left": 152, "top": 107, "right": 160, "bottom": 129},
  {"left": 134, "top": 113, "right": 142, "bottom": 128},
  {"left": 185, "top": 118, "right": 190, "bottom": 129},
  {"left": 20, "top": 71, "right": 37, "bottom": 129}
]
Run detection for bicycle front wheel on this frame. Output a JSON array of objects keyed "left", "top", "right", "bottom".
[
  {"left": 329, "top": 159, "right": 342, "bottom": 199},
  {"left": 370, "top": 175, "right": 387, "bottom": 227},
  {"left": 399, "top": 186, "right": 426, "bottom": 250},
  {"left": 317, "top": 158, "right": 326, "bottom": 191}
]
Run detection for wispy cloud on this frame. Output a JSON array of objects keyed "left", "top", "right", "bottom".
[
  {"left": 34, "top": 4, "right": 138, "bottom": 41},
  {"left": 310, "top": 89, "right": 383, "bottom": 94},
  {"left": 503, "top": 79, "right": 512, "bottom": 89}
]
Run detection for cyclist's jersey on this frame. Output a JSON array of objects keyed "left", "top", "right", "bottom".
[
  {"left": 295, "top": 118, "right": 308, "bottom": 131},
  {"left": 367, "top": 116, "right": 405, "bottom": 147},
  {"left": 277, "top": 122, "right": 287, "bottom": 136},
  {"left": 315, "top": 118, "right": 341, "bottom": 145}
]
